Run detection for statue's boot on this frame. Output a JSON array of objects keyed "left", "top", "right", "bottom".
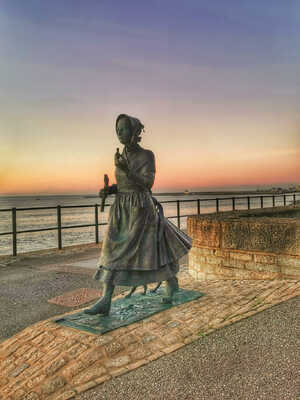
[
  {"left": 84, "top": 281, "right": 115, "bottom": 316},
  {"left": 162, "top": 277, "right": 179, "bottom": 304}
]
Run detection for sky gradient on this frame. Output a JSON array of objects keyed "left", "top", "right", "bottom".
[{"left": 1, "top": 0, "right": 300, "bottom": 194}]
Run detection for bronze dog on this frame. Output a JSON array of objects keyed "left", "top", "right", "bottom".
[
  {"left": 125, "top": 277, "right": 179, "bottom": 298},
  {"left": 125, "top": 281, "right": 162, "bottom": 298}
]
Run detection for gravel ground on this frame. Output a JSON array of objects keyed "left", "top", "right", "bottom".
[
  {"left": 0, "top": 268, "right": 99, "bottom": 341},
  {"left": 77, "top": 296, "right": 300, "bottom": 400},
  {"left": 0, "top": 248, "right": 124, "bottom": 341}
]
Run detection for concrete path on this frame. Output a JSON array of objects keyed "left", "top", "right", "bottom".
[{"left": 0, "top": 245, "right": 124, "bottom": 342}]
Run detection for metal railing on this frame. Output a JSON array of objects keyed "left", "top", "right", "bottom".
[
  {"left": 0, "top": 192, "right": 299, "bottom": 256},
  {"left": 159, "top": 192, "right": 299, "bottom": 229}
]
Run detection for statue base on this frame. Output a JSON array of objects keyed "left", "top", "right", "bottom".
[{"left": 55, "top": 288, "right": 204, "bottom": 335}]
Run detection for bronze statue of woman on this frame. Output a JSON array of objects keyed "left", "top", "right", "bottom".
[{"left": 84, "top": 114, "right": 191, "bottom": 316}]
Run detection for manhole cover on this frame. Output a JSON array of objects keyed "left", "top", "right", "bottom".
[{"left": 48, "top": 288, "right": 102, "bottom": 307}]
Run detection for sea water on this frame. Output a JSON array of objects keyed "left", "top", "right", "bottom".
[{"left": 0, "top": 193, "right": 295, "bottom": 256}]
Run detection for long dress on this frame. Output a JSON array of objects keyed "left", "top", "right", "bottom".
[{"left": 96, "top": 144, "right": 192, "bottom": 286}]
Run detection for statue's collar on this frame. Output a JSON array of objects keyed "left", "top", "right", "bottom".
[{"left": 124, "top": 144, "right": 140, "bottom": 153}]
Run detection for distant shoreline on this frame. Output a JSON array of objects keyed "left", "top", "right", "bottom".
[
  {"left": 1, "top": 190, "right": 299, "bottom": 198},
  {"left": 153, "top": 190, "right": 300, "bottom": 196},
  {"left": 84, "top": 190, "right": 300, "bottom": 198}
]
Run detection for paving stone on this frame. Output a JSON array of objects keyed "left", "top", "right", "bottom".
[
  {"left": 17, "top": 347, "right": 39, "bottom": 363},
  {"left": 0, "top": 336, "right": 19, "bottom": 350},
  {"left": 0, "top": 377, "right": 8, "bottom": 386},
  {"left": 92, "top": 335, "right": 113, "bottom": 347},
  {"left": 78, "top": 349, "right": 104, "bottom": 368},
  {"left": 23, "top": 363, "right": 46, "bottom": 380},
  {"left": 0, "top": 342, "right": 22, "bottom": 357},
  {"left": 61, "top": 361, "right": 85, "bottom": 380},
  {"left": 2, "top": 362, "right": 19, "bottom": 376},
  {"left": 33, "top": 332, "right": 56, "bottom": 346},
  {"left": 94, "top": 375, "right": 110, "bottom": 385},
  {"left": 120, "top": 333, "right": 139, "bottom": 346},
  {"left": 26, "top": 374, "right": 46, "bottom": 389},
  {"left": 163, "top": 342, "right": 185, "bottom": 354},
  {"left": 75, "top": 380, "right": 99, "bottom": 394},
  {"left": 146, "top": 339, "right": 165, "bottom": 353},
  {"left": 187, "top": 319, "right": 207, "bottom": 332},
  {"left": 176, "top": 326, "right": 193, "bottom": 338},
  {"left": 103, "top": 341, "right": 124, "bottom": 357},
  {"left": 147, "top": 351, "right": 164, "bottom": 362},
  {"left": 184, "top": 334, "right": 201, "bottom": 344},
  {"left": 39, "top": 375, "right": 66, "bottom": 396},
  {"left": 70, "top": 364, "right": 106, "bottom": 386},
  {"left": 21, "top": 329, "right": 45, "bottom": 342},
  {"left": 9, "top": 388, "right": 26, "bottom": 400},
  {"left": 26, "top": 349, "right": 45, "bottom": 364},
  {"left": 141, "top": 334, "right": 158, "bottom": 344},
  {"left": 162, "top": 333, "right": 182, "bottom": 346},
  {"left": 14, "top": 344, "right": 32, "bottom": 358},
  {"left": 105, "top": 355, "right": 130, "bottom": 369},
  {"left": 141, "top": 321, "right": 157, "bottom": 331},
  {"left": 9, "top": 363, "right": 29, "bottom": 378},
  {"left": 0, "top": 357, "right": 15, "bottom": 369},
  {"left": 38, "top": 349, "right": 61, "bottom": 365},
  {"left": 51, "top": 389, "right": 77, "bottom": 400},
  {"left": 130, "top": 346, "right": 151, "bottom": 361},
  {"left": 165, "top": 320, "right": 181, "bottom": 329},
  {"left": 67, "top": 343, "right": 89, "bottom": 358},
  {"left": 72, "top": 333, "right": 95, "bottom": 345},
  {"left": 59, "top": 329, "right": 80, "bottom": 339},
  {"left": 126, "top": 359, "right": 148, "bottom": 370},
  {"left": 44, "top": 356, "right": 68, "bottom": 376},
  {"left": 22, "top": 392, "right": 39, "bottom": 400},
  {"left": 110, "top": 367, "right": 129, "bottom": 377}
]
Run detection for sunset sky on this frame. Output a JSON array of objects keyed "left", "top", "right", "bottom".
[{"left": 1, "top": 0, "right": 300, "bottom": 195}]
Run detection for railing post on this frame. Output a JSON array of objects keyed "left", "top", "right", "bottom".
[
  {"left": 57, "top": 205, "right": 62, "bottom": 250},
  {"left": 177, "top": 200, "right": 180, "bottom": 229},
  {"left": 247, "top": 196, "right": 250, "bottom": 210},
  {"left": 95, "top": 204, "right": 99, "bottom": 243},
  {"left": 283, "top": 195, "right": 286, "bottom": 206},
  {"left": 12, "top": 208, "right": 17, "bottom": 256},
  {"left": 216, "top": 198, "right": 219, "bottom": 213},
  {"left": 232, "top": 197, "right": 235, "bottom": 211},
  {"left": 293, "top": 194, "right": 296, "bottom": 206},
  {"left": 272, "top": 195, "right": 275, "bottom": 207},
  {"left": 260, "top": 196, "right": 263, "bottom": 208},
  {"left": 197, "top": 199, "right": 200, "bottom": 215}
]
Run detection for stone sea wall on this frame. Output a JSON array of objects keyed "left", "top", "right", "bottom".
[{"left": 187, "top": 206, "right": 300, "bottom": 281}]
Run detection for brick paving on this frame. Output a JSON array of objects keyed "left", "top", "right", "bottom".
[{"left": 0, "top": 268, "right": 299, "bottom": 400}]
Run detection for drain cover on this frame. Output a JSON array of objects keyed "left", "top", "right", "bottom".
[{"left": 48, "top": 288, "right": 102, "bottom": 307}]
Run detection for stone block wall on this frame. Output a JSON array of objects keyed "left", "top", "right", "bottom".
[{"left": 187, "top": 206, "right": 300, "bottom": 281}]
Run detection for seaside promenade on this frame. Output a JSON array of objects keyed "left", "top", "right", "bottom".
[{"left": 0, "top": 244, "right": 299, "bottom": 399}]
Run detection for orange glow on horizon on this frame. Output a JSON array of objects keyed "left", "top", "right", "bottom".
[
  {"left": 1, "top": 121, "right": 299, "bottom": 195},
  {"left": 1, "top": 164, "right": 299, "bottom": 195}
]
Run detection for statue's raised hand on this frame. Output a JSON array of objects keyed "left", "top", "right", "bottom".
[{"left": 114, "top": 148, "right": 129, "bottom": 173}]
